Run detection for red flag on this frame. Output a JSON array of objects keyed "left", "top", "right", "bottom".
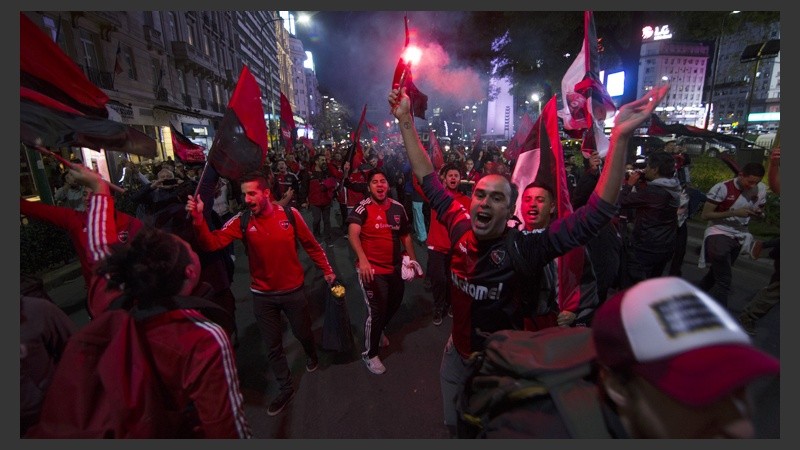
[
  {"left": 170, "top": 123, "right": 206, "bottom": 164},
  {"left": 504, "top": 113, "right": 535, "bottom": 163},
  {"left": 344, "top": 104, "right": 367, "bottom": 177},
  {"left": 429, "top": 130, "right": 444, "bottom": 171},
  {"left": 300, "top": 136, "right": 316, "bottom": 160},
  {"left": 558, "top": 11, "right": 617, "bottom": 158},
  {"left": 391, "top": 15, "right": 428, "bottom": 120},
  {"left": 510, "top": 97, "right": 586, "bottom": 314},
  {"left": 206, "top": 65, "right": 268, "bottom": 182},
  {"left": 279, "top": 92, "right": 296, "bottom": 152},
  {"left": 19, "top": 13, "right": 156, "bottom": 157}
]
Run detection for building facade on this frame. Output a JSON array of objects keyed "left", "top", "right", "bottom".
[{"left": 21, "top": 10, "right": 322, "bottom": 202}]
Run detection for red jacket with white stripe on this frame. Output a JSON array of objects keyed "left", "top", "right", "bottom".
[{"left": 85, "top": 193, "right": 252, "bottom": 438}]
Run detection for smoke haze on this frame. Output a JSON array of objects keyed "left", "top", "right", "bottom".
[{"left": 298, "top": 11, "right": 488, "bottom": 128}]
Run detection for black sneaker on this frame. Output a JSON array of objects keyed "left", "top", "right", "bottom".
[
  {"left": 306, "top": 357, "right": 319, "bottom": 373},
  {"left": 267, "top": 389, "right": 296, "bottom": 416}
]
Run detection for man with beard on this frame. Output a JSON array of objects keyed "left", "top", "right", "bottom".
[
  {"left": 186, "top": 171, "right": 336, "bottom": 417},
  {"left": 347, "top": 168, "right": 419, "bottom": 375},
  {"left": 389, "top": 83, "right": 669, "bottom": 435}
]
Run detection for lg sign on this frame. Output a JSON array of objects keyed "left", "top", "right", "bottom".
[{"left": 642, "top": 25, "right": 673, "bottom": 41}]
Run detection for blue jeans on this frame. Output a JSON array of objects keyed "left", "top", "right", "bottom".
[{"left": 411, "top": 201, "right": 427, "bottom": 242}]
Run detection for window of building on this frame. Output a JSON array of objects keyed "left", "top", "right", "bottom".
[
  {"left": 187, "top": 21, "right": 196, "bottom": 46},
  {"left": 79, "top": 29, "right": 99, "bottom": 69},
  {"left": 177, "top": 69, "right": 186, "bottom": 95},
  {"left": 124, "top": 46, "right": 137, "bottom": 80},
  {"left": 168, "top": 12, "right": 178, "bottom": 41}
]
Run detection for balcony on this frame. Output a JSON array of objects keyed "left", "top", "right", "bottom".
[
  {"left": 154, "top": 87, "right": 169, "bottom": 102},
  {"left": 82, "top": 65, "right": 113, "bottom": 90},
  {"left": 70, "top": 12, "right": 121, "bottom": 40},
  {"left": 143, "top": 25, "right": 165, "bottom": 53},
  {"left": 171, "top": 41, "right": 217, "bottom": 77}
]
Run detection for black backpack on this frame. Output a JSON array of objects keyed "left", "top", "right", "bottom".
[{"left": 456, "top": 327, "right": 611, "bottom": 438}]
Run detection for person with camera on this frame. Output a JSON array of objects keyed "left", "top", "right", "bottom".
[{"left": 618, "top": 151, "right": 682, "bottom": 288}]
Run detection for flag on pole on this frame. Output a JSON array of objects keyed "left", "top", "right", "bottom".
[
  {"left": 206, "top": 65, "right": 268, "bottom": 182},
  {"left": 510, "top": 96, "right": 589, "bottom": 317},
  {"left": 279, "top": 92, "right": 296, "bottom": 152},
  {"left": 300, "top": 136, "right": 316, "bottom": 160},
  {"left": 504, "top": 112, "right": 535, "bottom": 163},
  {"left": 391, "top": 15, "right": 428, "bottom": 120},
  {"left": 343, "top": 104, "right": 368, "bottom": 183},
  {"left": 19, "top": 12, "right": 156, "bottom": 156},
  {"left": 170, "top": 123, "right": 206, "bottom": 164},
  {"left": 558, "top": 11, "right": 617, "bottom": 158},
  {"left": 366, "top": 121, "right": 379, "bottom": 144}
]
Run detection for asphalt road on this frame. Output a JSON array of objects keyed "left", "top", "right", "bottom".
[{"left": 45, "top": 210, "right": 780, "bottom": 439}]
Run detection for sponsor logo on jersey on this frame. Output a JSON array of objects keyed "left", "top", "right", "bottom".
[{"left": 450, "top": 272, "right": 504, "bottom": 301}]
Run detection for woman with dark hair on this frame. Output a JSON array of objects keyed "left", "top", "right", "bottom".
[{"left": 69, "top": 163, "right": 251, "bottom": 438}]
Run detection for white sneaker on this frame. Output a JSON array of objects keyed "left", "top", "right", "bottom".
[
  {"left": 363, "top": 355, "right": 386, "bottom": 374},
  {"left": 380, "top": 333, "right": 390, "bottom": 347}
]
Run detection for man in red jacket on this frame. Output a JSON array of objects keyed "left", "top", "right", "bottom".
[
  {"left": 417, "top": 164, "right": 471, "bottom": 326},
  {"left": 187, "top": 171, "right": 336, "bottom": 417},
  {"left": 304, "top": 153, "right": 339, "bottom": 246}
]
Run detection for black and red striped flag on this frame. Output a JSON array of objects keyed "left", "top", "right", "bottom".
[
  {"left": 170, "top": 123, "right": 206, "bottom": 164},
  {"left": 391, "top": 14, "right": 428, "bottom": 120},
  {"left": 206, "top": 65, "right": 268, "bottom": 183},
  {"left": 510, "top": 96, "right": 592, "bottom": 317},
  {"left": 19, "top": 13, "right": 156, "bottom": 156}
]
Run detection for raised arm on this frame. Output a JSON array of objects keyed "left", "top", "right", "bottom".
[
  {"left": 768, "top": 147, "right": 780, "bottom": 194},
  {"left": 595, "top": 85, "right": 669, "bottom": 204},
  {"left": 389, "top": 87, "right": 434, "bottom": 182}
]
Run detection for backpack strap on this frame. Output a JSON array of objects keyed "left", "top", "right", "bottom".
[
  {"left": 239, "top": 209, "right": 251, "bottom": 255},
  {"left": 241, "top": 207, "right": 298, "bottom": 253}
]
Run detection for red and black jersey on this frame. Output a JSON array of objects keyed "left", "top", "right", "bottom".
[
  {"left": 421, "top": 173, "right": 617, "bottom": 358},
  {"left": 193, "top": 205, "right": 334, "bottom": 293},
  {"left": 346, "top": 197, "right": 410, "bottom": 275}
]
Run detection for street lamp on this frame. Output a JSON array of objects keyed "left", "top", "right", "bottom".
[
  {"left": 531, "top": 93, "right": 541, "bottom": 115},
  {"left": 704, "top": 11, "right": 740, "bottom": 130},
  {"left": 260, "top": 12, "right": 285, "bottom": 151}
]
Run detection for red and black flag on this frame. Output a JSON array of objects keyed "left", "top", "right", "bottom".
[
  {"left": 206, "top": 65, "right": 268, "bottom": 183},
  {"left": 391, "top": 14, "right": 428, "bottom": 120},
  {"left": 343, "top": 104, "right": 368, "bottom": 180},
  {"left": 300, "top": 136, "right": 316, "bottom": 160},
  {"left": 510, "top": 96, "right": 594, "bottom": 317},
  {"left": 504, "top": 112, "right": 535, "bottom": 163},
  {"left": 558, "top": 11, "right": 616, "bottom": 158},
  {"left": 279, "top": 92, "right": 296, "bottom": 152},
  {"left": 170, "top": 123, "right": 206, "bottom": 164},
  {"left": 366, "top": 121, "right": 379, "bottom": 144},
  {"left": 19, "top": 13, "right": 156, "bottom": 157}
]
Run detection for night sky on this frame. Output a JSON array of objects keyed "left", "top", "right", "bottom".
[{"left": 296, "top": 11, "right": 489, "bottom": 128}]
